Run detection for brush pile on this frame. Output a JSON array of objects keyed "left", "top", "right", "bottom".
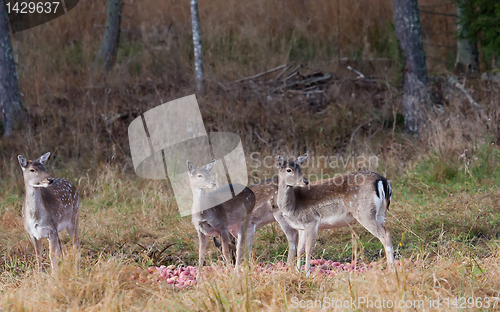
[{"left": 219, "top": 64, "right": 333, "bottom": 104}]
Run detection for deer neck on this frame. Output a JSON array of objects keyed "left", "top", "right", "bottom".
[
  {"left": 191, "top": 188, "right": 209, "bottom": 215},
  {"left": 277, "top": 180, "right": 296, "bottom": 214},
  {"left": 23, "top": 184, "right": 44, "bottom": 216}
]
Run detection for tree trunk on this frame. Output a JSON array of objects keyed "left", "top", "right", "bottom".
[
  {"left": 455, "top": 0, "right": 479, "bottom": 75},
  {"left": 0, "top": 2, "right": 26, "bottom": 136},
  {"left": 96, "top": 0, "right": 122, "bottom": 71},
  {"left": 190, "top": 0, "right": 205, "bottom": 96},
  {"left": 392, "top": 0, "right": 430, "bottom": 135}
]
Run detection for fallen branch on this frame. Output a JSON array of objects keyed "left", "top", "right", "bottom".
[
  {"left": 285, "top": 73, "right": 332, "bottom": 88},
  {"left": 274, "top": 64, "right": 291, "bottom": 81},
  {"left": 347, "top": 66, "right": 366, "bottom": 78},
  {"left": 232, "top": 64, "right": 288, "bottom": 83},
  {"left": 454, "top": 82, "right": 488, "bottom": 122},
  {"left": 254, "top": 131, "right": 269, "bottom": 146},
  {"left": 348, "top": 119, "right": 375, "bottom": 153},
  {"left": 283, "top": 65, "right": 301, "bottom": 82},
  {"left": 286, "top": 89, "right": 325, "bottom": 95}
]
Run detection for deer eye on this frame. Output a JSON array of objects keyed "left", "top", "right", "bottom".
[
  {"left": 30, "top": 169, "right": 35, "bottom": 172},
  {"left": 197, "top": 174, "right": 203, "bottom": 179},
  {"left": 286, "top": 169, "right": 292, "bottom": 173}
]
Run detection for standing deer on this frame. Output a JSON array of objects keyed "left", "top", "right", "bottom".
[
  {"left": 17, "top": 152, "right": 80, "bottom": 273},
  {"left": 276, "top": 153, "right": 394, "bottom": 276},
  {"left": 213, "top": 178, "right": 299, "bottom": 265},
  {"left": 245, "top": 178, "right": 299, "bottom": 264},
  {"left": 187, "top": 159, "right": 255, "bottom": 280}
]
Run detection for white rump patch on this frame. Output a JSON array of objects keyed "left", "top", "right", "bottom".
[{"left": 375, "top": 181, "right": 385, "bottom": 225}]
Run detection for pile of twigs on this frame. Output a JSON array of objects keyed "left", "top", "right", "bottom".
[{"left": 218, "top": 64, "right": 333, "bottom": 98}]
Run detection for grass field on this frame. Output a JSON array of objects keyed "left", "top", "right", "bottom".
[
  {"left": 1, "top": 144, "right": 499, "bottom": 310},
  {"left": 1, "top": 0, "right": 500, "bottom": 310}
]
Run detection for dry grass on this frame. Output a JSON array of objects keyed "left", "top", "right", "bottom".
[
  {"left": 0, "top": 0, "right": 500, "bottom": 310},
  {"left": 1, "top": 251, "right": 499, "bottom": 311}
]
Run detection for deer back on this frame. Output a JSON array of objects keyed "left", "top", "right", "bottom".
[
  {"left": 193, "top": 184, "right": 255, "bottom": 233},
  {"left": 249, "top": 178, "right": 279, "bottom": 226},
  {"left": 40, "top": 178, "right": 80, "bottom": 219},
  {"left": 294, "top": 171, "right": 390, "bottom": 218}
]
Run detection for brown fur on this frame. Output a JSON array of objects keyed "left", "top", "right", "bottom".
[
  {"left": 276, "top": 154, "right": 394, "bottom": 276},
  {"left": 18, "top": 153, "right": 80, "bottom": 273}
]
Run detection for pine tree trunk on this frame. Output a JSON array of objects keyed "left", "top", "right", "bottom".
[
  {"left": 0, "top": 2, "right": 26, "bottom": 136},
  {"left": 455, "top": 0, "right": 479, "bottom": 74},
  {"left": 190, "top": 0, "right": 205, "bottom": 96},
  {"left": 392, "top": 0, "right": 430, "bottom": 135},
  {"left": 96, "top": 0, "right": 122, "bottom": 71}
]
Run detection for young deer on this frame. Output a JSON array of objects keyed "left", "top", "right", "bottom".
[
  {"left": 214, "top": 178, "right": 299, "bottom": 265},
  {"left": 17, "top": 152, "right": 80, "bottom": 273},
  {"left": 246, "top": 178, "right": 298, "bottom": 264},
  {"left": 276, "top": 153, "right": 394, "bottom": 276},
  {"left": 187, "top": 159, "right": 255, "bottom": 280}
]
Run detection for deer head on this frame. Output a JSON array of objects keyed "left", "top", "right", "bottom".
[
  {"left": 186, "top": 159, "right": 217, "bottom": 190},
  {"left": 17, "top": 152, "right": 54, "bottom": 188},
  {"left": 276, "top": 153, "right": 309, "bottom": 187}
]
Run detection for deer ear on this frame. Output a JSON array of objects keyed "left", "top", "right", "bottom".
[
  {"left": 276, "top": 155, "right": 285, "bottom": 169},
  {"left": 206, "top": 159, "right": 216, "bottom": 172},
  {"left": 17, "top": 155, "right": 27, "bottom": 170},
  {"left": 187, "top": 160, "right": 195, "bottom": 176},
  {"left": 297, "top": 153, "right": 308, "bottom": 165},
  {"left": 38, "top": 152, "right": 51, "bottom": 165}
]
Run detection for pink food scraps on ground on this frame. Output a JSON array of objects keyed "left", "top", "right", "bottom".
[{"left": 129, "top": 259, "right": 412, "bottom": 288}]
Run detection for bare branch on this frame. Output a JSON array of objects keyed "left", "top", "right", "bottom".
[
  {"left": 454, "top": 82, "right": 488, "bottom": 122},
  {"left": 232, "top": 64, "right": 288, "bottom": 83},
  {"left": 347, "top": 66, "right": 365, "bottom": 78}
]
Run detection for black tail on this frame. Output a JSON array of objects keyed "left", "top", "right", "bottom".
[{"left": 374, "top": 177, "right": 392, "bottom": 211}]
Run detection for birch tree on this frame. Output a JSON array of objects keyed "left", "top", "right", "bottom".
[
  {"left": 96, "top": 0, "right": 123, "bottom": 71},
  {"left": 392, "top": 0, "right": 430, "bottom": 135},
  {"left": 190, "top": 0, "right": 205, "bottom": 96},
  {"left": 0, "top": 2, "right": 26, "bottom": 136}
]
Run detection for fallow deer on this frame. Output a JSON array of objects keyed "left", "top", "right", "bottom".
[
  {"left": 245, "top": 178, "right": 299, "bottom": 264},
  {"left": 187, "top": 159, "right": 255, "bottom": 280},
  {"left": 17, "top": 152, "right": 80, "bottom": 273},
  {"left": 276, "top": 153, "right": 394, "bottom": 276},
  {"left": 214, "top": 178, "right": 299, "bottom": 265}
]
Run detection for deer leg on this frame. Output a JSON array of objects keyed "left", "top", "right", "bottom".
[
  {"left": 220, "top": 229, "right": 232, "bottom": 267},
  {"left": 244, "top": 223, "right": 256, "bottom": 262},
  {"left": 48, "top": 230, "right": 62, "bottom": 273},
  {"left": 304, "top": 225, "right": 318, "bottom": 277},
  {"left": 197, "top": 231, "right": 208, "bottom": 281},
  {"left": 235, "top": 223, "right": 246, "bottom": 270},
  {"left": 356, "top": 213, "right": 395, "bottom": 265},
  {"left": 275, "top": 213, "right": 298, "bottom": 266},
  {"left": 384, "top": 227, "right": 395, "bottom": 265},
  {"left": 296, "top": 230, "right": 306, "bottom": 270},
  {"left": 67, "top": 211, "right": 80, "bottom": 250},
  {"left": 66, "top": 224, "right": 80, "bottom": 251},
  {"left": 66, "top": 219, "right": 81, "bottom": 268},
  {"left": 30, "top": 236, "right": 43, "bottom": 272},
  {"left": 284, "top": 226, "right": 298, "bottom": 266}
]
